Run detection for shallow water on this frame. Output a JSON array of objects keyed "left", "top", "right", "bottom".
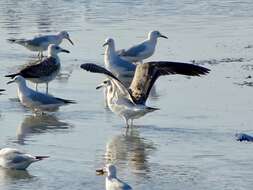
[{"left": 0, "top": 0, "right": 253, "bottom": 189}]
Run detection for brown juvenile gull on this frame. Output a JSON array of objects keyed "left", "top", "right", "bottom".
[{"left": 80, "top": 61, "right": 210, "bottom": 127}]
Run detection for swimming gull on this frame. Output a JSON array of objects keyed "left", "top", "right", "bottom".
[
  {"left": 118, "top": 30, "right": 167, "bottom": 63},
  {"left": 0, "top": 148, "right": 49, "bottom": 170},
  {"left": 7, "top": 75, "right": 76, "bottom": 112},
  {"left": 7, "top": 31, "right": 73, "bottom": 58},
  {"left": 96, "top": 164, "right": 132, "bottom": 190},
  {"left": 5, "top": 44, "right": 70, "bottom": 94},
  {"left": 81, "top": 62, "right": 210, "bottom": 127}
]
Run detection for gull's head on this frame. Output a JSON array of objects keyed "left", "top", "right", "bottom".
[
  {"left": 103, "top": 38, "right": 114, "bottom": 47},
  {"left": 96, "top": 164, "right": 117, "bottom": 177},
  {"left": 48, "top": 44, "right": 70, "bottom": 56},
  {"left": 7, "top": 75, "right": 26, "bottom": 85},
  {"left": 59, "top": 31, "right": 74, "bottom": 45},
  {"left": 96, "top": 79, "right": 112, "bottom": 90},
  {"left": 149, "top": 30, "right": 168, "bottom": 40}
]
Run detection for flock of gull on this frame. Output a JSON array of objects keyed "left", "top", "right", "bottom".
[{"left": 1, "top": 30, "right": 210, "bottom": 190}]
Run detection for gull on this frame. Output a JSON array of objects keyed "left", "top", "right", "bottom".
[
  {"left": 81, "top": 62, "right": 210, "bottom": 127},
  {"left": 96, "top": 164, "right": 132, "bottom": 190},
  {"left": 5, "top": 44, "right": 70, "bottom": 94},
  {"left": 0, "top": 148, "right": 49, "bottom": 170},
  {"left": 118, "top": 30, "right": 168, "bottom": 63},
  {"left": 103, "top": 38, "right": 136, "bottom": 84},
  {"left": 7, "top": 31, "right": 74, "bottom": 58},
  {"left": 7, "top": 75, "right": 76, "bottom": 112}
]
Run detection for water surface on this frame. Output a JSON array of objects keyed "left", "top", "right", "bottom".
[{"left": 0, "top": 0, "right": 253, "bottom": 189}]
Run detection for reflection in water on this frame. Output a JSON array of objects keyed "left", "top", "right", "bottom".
[
  {"left": 105, "top": 129, "right": 156, "bottom": 176},
  {"left": 0, "top": 168, "right": 33, "bottom": 186},
  {"left": 16, "top": 114, "right": 70, "bottom": 144}
]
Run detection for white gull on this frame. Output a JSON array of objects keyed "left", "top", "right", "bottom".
[
  {"left": 118, "top": 30, "right": 167, "bottom": 63},
  {"left": 0, "top": 148, "right": 49, "bottom": 170},
  {"left": 7, "top": 31, "right": 73, "bottom": 58},
  {"left": 7, "top": 76, "right": 75, "bottom": 112},
  {"left": 96, "top": 164, "right": 132, "bottom": 190}
]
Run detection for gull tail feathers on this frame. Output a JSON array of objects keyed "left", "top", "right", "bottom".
[
  {"left": 35, "top": 156, "right": 50, "bottom": 161},
  {"left": 5, "top": 73, "right": 19, "bottom": 78},
  {"left": 146, "top": 106, "right": 160, "bottom": 112},
  {"left": 7, "top": 38, "right": 27, "bottom": 45},
  {"left": 55, "top": 98, "right": 76, "bottom": 104}
]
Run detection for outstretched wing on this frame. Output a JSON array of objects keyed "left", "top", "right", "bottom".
[
  {"left": 80, "top": 63, "right": 135, "bottom": 103},
  {"left": 129, "top": 61, "right": 210, "bottom": 104},
  {"left": 19, "top": 57, "right": 59, "bottom": 78}
]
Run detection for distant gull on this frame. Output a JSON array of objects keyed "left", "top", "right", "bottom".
[
  {"left": 5, "top": 44, "right": 70, "bottom": 94},
  {"left": 96, "top": 164, "right": 132, "bottom": 190},
  {"left": 0, "top": 148, "right": 49, "bottom": 170},
  {"left": 7, "top": 31, "right": 74, "bottom": 58},
  {"left": 118, "top": 30, "right": 168, "bottom": 63},
  {"left": 81, "top": 62, "right": 210, "bottom": 127},
  {"left": 236, "top": 133, "right": 253, "bottom": 142},
  {"left": 7, "top": 76, "right": 75, "bottom": 112}
]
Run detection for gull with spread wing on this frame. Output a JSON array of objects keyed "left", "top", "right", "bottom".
[{"left": 81, "top": 61, "right": 210, "bottom": 127}]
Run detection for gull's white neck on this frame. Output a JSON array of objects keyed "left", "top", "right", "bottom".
[
  {"left": 104, "top": 43, "right": 117, "bottom": 66},
  {"left": 17, "top": 81, "right": 30, "bottom": 96},
  {"left": 147, "top": 35, "right": 158, "bottom": 46},
  {"left": 48, "top": 51, "right": 60, "bottom": 60}
]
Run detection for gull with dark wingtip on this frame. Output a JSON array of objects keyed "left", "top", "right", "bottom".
[
  {"left": 81, "top": 61, "right": 210, "bottom": 127},
  {"left": 7, "top": 31, "right": 74, "bottom": 58},
  {"left": 5, "top": 44, "right": 70, "bottom": 94},
  {"left": 118, "top": 30, "right": 168, "bottom": 63},
  {"left": 7, "top": 76, "right": 76, "bottom": 112}
]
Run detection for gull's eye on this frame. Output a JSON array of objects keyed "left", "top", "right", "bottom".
[
  {"left": 103, "top": 81, "right": 107, "bottom": 84},
  {"left": 55, "top": 47, "right": 60, "bottom": 50}
]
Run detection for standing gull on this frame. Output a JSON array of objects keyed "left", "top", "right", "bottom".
[
  {"left": 7, "top": 31, "right": 74, "bottom": 58},
  {"left": 96, "top": 164, "right": 132, "bottom": 190},
  {"left": 118, "top": 30, "right": 168, "bottom": 63},
  {"left": 5, "top": 44, "right": 70, "bottom": 94},
  {"left": 0, "top": 148, "right": 49, "bottom": 170},
  {"left": 81, "top": 62, "right": 210, "bottom": 127},
  {"left": 7, "top": 76, "right": 75, "bottom": 112},
  {"left": 103, "top": 38, "right": 136, "bottom": 83}
]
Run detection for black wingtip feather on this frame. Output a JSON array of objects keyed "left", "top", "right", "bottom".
[{"left": 5, "top": 73, "right": 19, "bottom": 78}]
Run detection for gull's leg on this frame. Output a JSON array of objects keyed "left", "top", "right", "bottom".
[
  {"left": 46, "top": 83, "right": 49, "bottom": 94},
  {"left": 124, "top": 117, "right": 129, "bottom": 128},
  {"left": 103, "top": 87, "right": 108, "bottom": 107},
  {"left": 35, "top": 83, "right": 38, "bottom": 91},
  {"left": 130, "top": 119, "right": 134, "bottom": 127},
  {"left": 38, "top": 52, "right": 41, "bottom": 58}
]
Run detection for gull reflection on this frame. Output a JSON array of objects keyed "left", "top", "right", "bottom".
[
  {"left": 105, "top": 129, "right": 156, "bottom": 176},
  {"left": 0, "top": 168, "right": 33, "bottom": 185},
  {"left": 16, "top": 114, "right": 70, "bottom": 144}
]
